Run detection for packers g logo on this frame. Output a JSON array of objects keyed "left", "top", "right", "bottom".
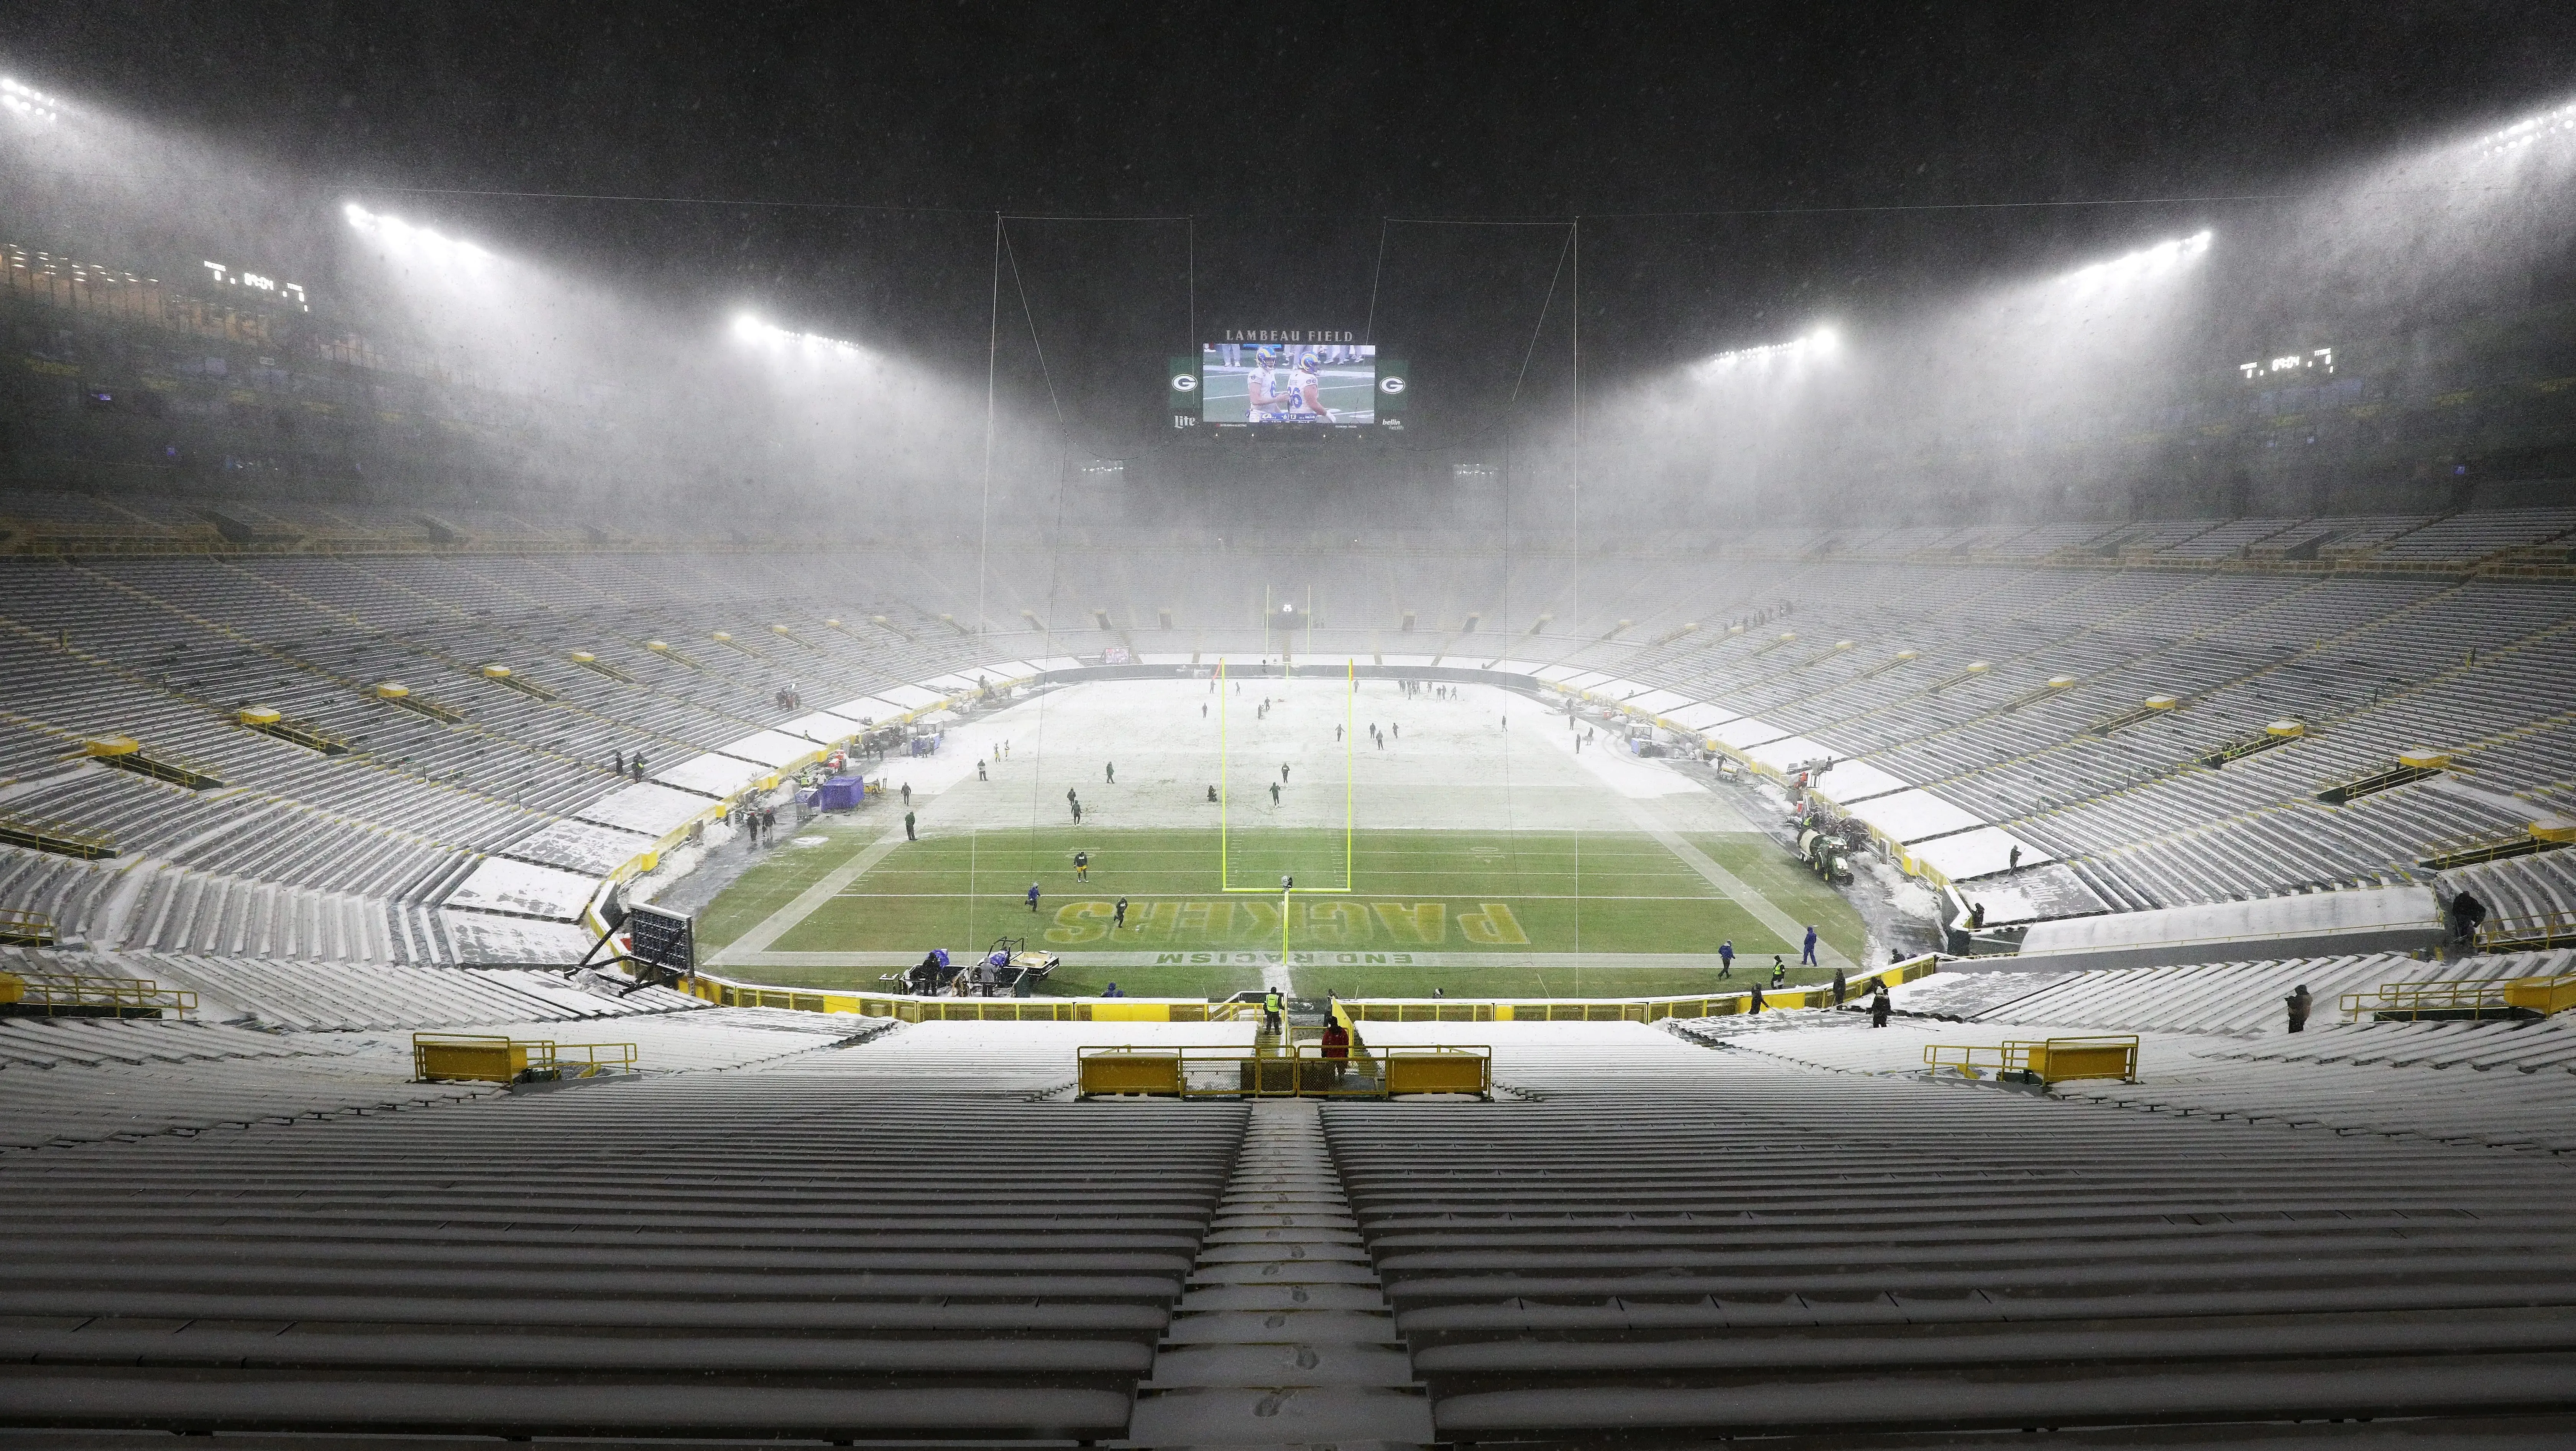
[
  {"left": 1378, "top": 375, "right": 1406, "bottom": 395},
  {"left": 1171, "top": 373, "right": 1198, "bottom": 393}
]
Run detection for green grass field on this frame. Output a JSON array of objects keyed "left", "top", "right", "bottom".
[{"left": 700, "top": 823, "right": 1869, "bottom": 1001}]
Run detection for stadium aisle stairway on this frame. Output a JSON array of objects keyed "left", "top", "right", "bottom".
[
  {"left": 0, "top": 1022, "right": 1252, "bottom": 1443},
  {"left": 1127, "top": 1097, "right": 1435, "bottom": 1445},
  {"left": 1324, "top": 1022, "right": 2576, "bottom": 1444}
]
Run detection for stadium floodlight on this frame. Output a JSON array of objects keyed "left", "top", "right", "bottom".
[
  {"left": 2061, "top": 230, "right": 2212, "bottom": 286},
  {"left": 1, "top": 76, "right": 63, "bottom": 125},
  {"left": 1697, "top": 324, "right": 1839, "bottom": 374},
  {"left": 730, "top": 312, "right": 867, "bottom": 358},
  {"left": 2476, "top": 98, "right": 2576, "bottom": 159},
  {"left": 342, "top": 202, "right": 491, "bottom": 266}
]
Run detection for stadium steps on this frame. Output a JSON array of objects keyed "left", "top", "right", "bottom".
[{"left": 1127, "top": 1096, "right": 1435, "bottom": 1446}]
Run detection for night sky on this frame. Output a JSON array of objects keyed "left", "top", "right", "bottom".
[{"left": 10, "top": 2, "right": 2576, "bottom": 446}]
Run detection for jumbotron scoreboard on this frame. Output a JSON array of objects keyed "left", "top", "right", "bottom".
[{"left": 1170, "top": 330, "right": 1408, "bottom": 432}]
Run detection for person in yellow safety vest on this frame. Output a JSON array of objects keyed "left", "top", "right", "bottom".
[{"left": 1262, "top": 987, "right": 1284, "bottom": 1034}]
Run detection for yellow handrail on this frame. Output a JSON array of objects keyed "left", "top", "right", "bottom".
[
  {"left": 2476, "top": 911, "right": 2576, "bottom": 952},
  {"left": 1339, "top": 956, "right": 1941, "bottom": 1024},
  {"left": 659, "top": 956, "right": 1944, "bottom": 1026},
  {"left": 0, "top": 907, "right": 55, "bottom": 946},
  {"left": 2341, "top": 972, "right": 2576, "bottom": 1021},
  {"left": 1925, "top": 1035, "right": 2138, "bottom": 1085},
  {"left": 1075, "top": 1042, "right": 1491, "bottom": 1100},
  {"left": 412, "top": 1032, "right": 639, "bottom": 1083},
  {"left": 2, "top": 971, "right": 195, "bottom": 1017}
]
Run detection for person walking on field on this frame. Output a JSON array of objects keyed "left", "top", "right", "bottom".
[
  {"left": 1771, "top": 958, "right": 1787, "bottom": 989},
  {"left": 1718, "top": 940, "right": 1734, "bottom": 977},
  {"left": 2285, "top": 983, "right": 2313, "bottom": 1033},
  {"left": 1114, "top": 897, "right": 1129, "bottom": 930},
  {"left": 1026, "top": 882, "right": 1041, "bottom": 914},
  {"left": 1270, "top": 781, "right": 1281, "bottom": 807},
  {"left": 1869, "top": 981, "right": 1892, "bottom": 1027},
  {"left": 1073, "top": 850, "right": 1089, "bottom": 882},
  {"left": 904, "top": 810, "right": 916, "bottom": 841},
  {"left": 1802, "top": 925, "right": 1820, "bottom": 966},
  {"left": 1106, "top": 763, "right": 1115, "bottom": 785},
  {"left": 1281, "top": 763, "right": 1290, "bottom": 784}
]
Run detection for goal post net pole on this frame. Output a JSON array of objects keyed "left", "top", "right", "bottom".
[{"left": 1216, "top": 656, "right": 1357, "bottom": 966}]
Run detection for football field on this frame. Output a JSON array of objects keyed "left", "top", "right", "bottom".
[{"left": 694, "top": 677, "right": 1871, "bottom": 1000}]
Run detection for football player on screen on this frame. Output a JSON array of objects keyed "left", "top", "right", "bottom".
[
  {"left": 1287, "top": 351, "right": 1336, "bottom": 422},
  {"left": 1245, "top": 347, "right": 1285, "bottom": 422}
]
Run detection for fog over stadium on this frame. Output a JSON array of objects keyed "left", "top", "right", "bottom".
[{"left": 6, "top": 7, "right": 2576, "bottom": 1445}]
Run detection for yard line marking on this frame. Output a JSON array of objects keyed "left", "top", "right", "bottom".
[
  {"left": 712, "top": 821, "right": 911, "bottom": 965},
  {"left": 1621, "top": 799, "right": 1856, "bottom": 971}
]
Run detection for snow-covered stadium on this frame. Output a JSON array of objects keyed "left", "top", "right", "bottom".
[{"left": 5, "top": 12, "right": 2576, "bottom": 1447}]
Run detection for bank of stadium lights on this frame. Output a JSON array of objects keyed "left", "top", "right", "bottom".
[
  {"left": 731, "top": 312, "right": 865, "bottom": 357},
  {"left": 1699, "top": 325, "right": 1837, "bottom": 373},
  {"left": 2477, "top": 99, "right": 2576, "bottom": 158},
  {"left": 342, "top": 202, "right": 491, "bottom": 266},
  {"left": 1, "top": 77, "right": 62, "bottom": 124},
  {"left": 2062, "top": 229, "right": 2211, "bottom": 285}
]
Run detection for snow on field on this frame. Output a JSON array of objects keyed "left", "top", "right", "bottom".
[{"left": 894, "top": 678, "right": 1714, "bottom": 834}]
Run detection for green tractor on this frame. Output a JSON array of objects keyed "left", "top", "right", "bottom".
[{"left": 1795, "top": 823, "right": 1855, "bottom": 884}]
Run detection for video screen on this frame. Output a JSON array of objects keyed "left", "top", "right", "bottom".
[{"left": 1200, "top": 341, "right": 1375, "bottom": 425}]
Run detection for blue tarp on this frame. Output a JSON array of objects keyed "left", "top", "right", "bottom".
[{"left": 815, "top": 775, "right": 867, "bottom": 810}]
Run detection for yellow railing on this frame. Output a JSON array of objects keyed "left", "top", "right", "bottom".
[
  {"left": 411, "top": 1032, "right": 639, "bottom": 1083},
  {"left": 2340, "top": 972, "right": 2576, "bottom": 1022},
  {"left": 1338, "top": 955, "right": 1942, "bottom": 1022},
  {"left": 0, "top": 907, "right": 54, "bottom": 946},
  {"left": 0, "top": 971, "right": 194, "bottom": 1017},
  {"left": 683, "top": 977, "right": 1258, "bottom": 1022},
  {"left": 655, "top": 955, "right": 1944, "bottom": 1026},
  {"left": 0, "top": 812, "right": 117, "bottom": 859},
  {"left": 2476, "top": 910, "right": 2576, "bottom": 953},
  {"left": 1924, "top": 1035, "right": 2139, "bottom": 1085},
  {"left": 1075, "top": 1042, "right": 1491, "bottom": 1100}
]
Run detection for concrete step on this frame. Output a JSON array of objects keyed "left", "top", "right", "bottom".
[
  {"left": 1187, "top": 1261, "right": 1382, "bottom": 1287},
  {"left": 1137, "top": 1098, "right": 1426, "bottom": 1448},
  {"left": 1161, "top": 1308, "right": 1409, "bottom": 1344},
  {"left": 1124, "top": 1385, "right": 1435, "bottom": 1446},
  {"left": 1142, "top": 1341, "right": 1419, "bottom": 1388},
  {"left": 1176, "top": 1283, "right": 1394, "bottom": 1312}
]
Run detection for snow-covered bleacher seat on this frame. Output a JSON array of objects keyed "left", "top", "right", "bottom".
[
  {"left": 1323, "top": 1019, "right": 2576, "bottom": 1442},
  {"left": 0, "top": 1022, "right": 1247, "bottom": 1442}
]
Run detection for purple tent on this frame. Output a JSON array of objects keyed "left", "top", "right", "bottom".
[{"left": 815, "top": 775, "right": 867, "bottom": 810}]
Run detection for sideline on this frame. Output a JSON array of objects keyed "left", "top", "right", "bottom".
[
  {"left": 711, "top": 825, "right": 910, "bottom": 964},
  {"left": 1620, "top": 798, "right": 1856, "bottom": 971},
  {"left": 717, "top": 948, "right": 1745, "bottom": 970}
]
